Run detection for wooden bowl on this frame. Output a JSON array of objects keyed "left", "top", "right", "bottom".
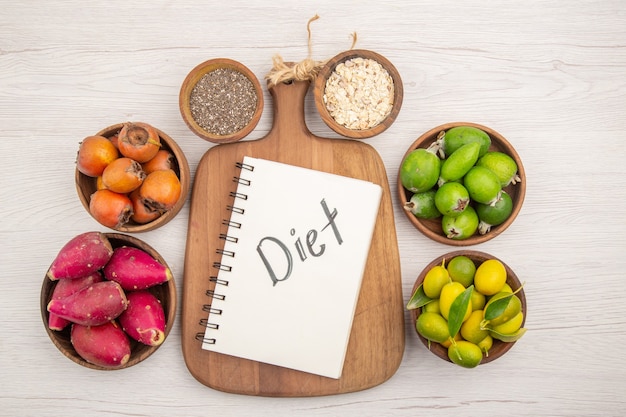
[
  {"left": 314, "top": 49, "right": 403, "bottom": 139},
  {"left": 398, "top": 122, "right": 526, "bottom": 245},
  {"left": 40, "top": 232, "right": 177, "bottom": 370},
  {"left": 410, "top": 250, "right": 526, "bottom": 365},
  {"left": 75, "top": 123, "right": 190, "bottom": 233},
  {"left": 179, "top": 58, "right": 264, "bottom": 143}
]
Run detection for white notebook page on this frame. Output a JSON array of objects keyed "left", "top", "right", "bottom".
[{"left": 202, "top": 156, "right": 382, "bottom": 379}]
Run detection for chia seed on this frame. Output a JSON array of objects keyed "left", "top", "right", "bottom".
[{"left": 189, "top": 68, "right": 258, "bottom": 136}]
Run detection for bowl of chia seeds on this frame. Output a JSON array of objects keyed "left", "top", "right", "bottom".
[{"left": 179, "top": 58, "right": 264, "bottom": 143}]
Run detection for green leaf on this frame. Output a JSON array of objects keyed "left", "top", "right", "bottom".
[
  {"left": 484, "top": 293, "right": 513, "bottom": 321},
  {"left": 447, "top": 285, "right": 473, "bottom": 338},
  {"left": 406, "top": 284, "right": 432, "bottom": 310},
  {"left": 490, "top": 327, "right": 527, "bottom": 342}
]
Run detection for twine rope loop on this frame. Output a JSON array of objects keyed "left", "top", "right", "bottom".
[{"left": 265, "top": 15, "right": 357, "bottom": 87}]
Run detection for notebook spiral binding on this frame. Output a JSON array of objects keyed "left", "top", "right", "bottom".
[{"left": 196, "top": 160, "right": 253, "bottom": 345}]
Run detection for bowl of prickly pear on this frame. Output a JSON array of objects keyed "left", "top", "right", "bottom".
[
  {"left": 397, "top": 122, "right": 526, "bottom": 246},
  {"left": 40, "top": 231, "right": 176, "bottom": 370},
  {"left": 75, "top": 122, "right": 191, "bottom": 233},
  {"left": 407, "top": 250, "right": 527, "bottom": 368}
]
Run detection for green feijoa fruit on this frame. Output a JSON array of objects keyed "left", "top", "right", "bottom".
[
  {"left": 442, "top": 126, "right": 491, "bottom": 158},
  {"left": 400, "top": 148, "right": 441, "bottom": 193},
  {"left": 463, "top": 166, "right": 502, "bottom": 205},
  {"left": 477, "top": 151, "right": 520, "bottom": 187},
  {"left": 448, "top": 340, "right": 483, "bottom": 368},
  {"left": 439, "top": 142, "right": 481, "bottom": 184},
  {"left": 404, "top": 190, "right": 441, "bottom": 219},
  {"left": 435, "top": 182, "right": 470, "bottom": 217},
  {"left": 415, "top": 312, "right": 450, "bottom": 344},
  {"left": 476, "top": 191, "right": 513, "bottom": 235},
  {"left": 442, "top": 206, "right": 479, "bottom": 240}
]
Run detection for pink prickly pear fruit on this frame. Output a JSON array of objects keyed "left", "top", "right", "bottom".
[
  {"left": 103, "top": 246, "right": 172, "bottom": 290},
  {"left": 47, "top": 281, "right": 128, "bottom": 326},
  {"left": 48, "top": 271, "right": 104, "bottom": 331},
  {"left": 119, "top": 290, "right": 166, "bottom": 346},
  {"left": 71, "top": 321, "right": 131, "bottom": 368},
  {"left": 47, "top": 231, "right": 113, "bottom": 280}
]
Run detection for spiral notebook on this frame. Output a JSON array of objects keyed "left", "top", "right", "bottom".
[{"left": 201, "top": 156, "right": 382, "bottom": 379}]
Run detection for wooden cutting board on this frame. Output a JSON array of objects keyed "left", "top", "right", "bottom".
[{"left": 181, "top": 79, "right": 405, "bottom": 397}]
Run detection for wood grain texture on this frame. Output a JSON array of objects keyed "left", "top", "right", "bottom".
[
  {"left": 2, "top": 1, "right": 626, "bottom": 416},
  {"left": 182, "top": 80, "right": 404, "bottom": 396}
]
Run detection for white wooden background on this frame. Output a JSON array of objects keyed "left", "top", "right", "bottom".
[{"left": 2, "top": 1, "right": 625, "bottom": 416}]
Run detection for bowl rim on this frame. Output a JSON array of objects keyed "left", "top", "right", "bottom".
[
  {"left": 75, "top": 122, "right": 191, "bottom": 233},
  {"left": 179, "top": 57, "right": 264, "bottom": 144},
  {"left": 40, "top": 232, "right": 177, "bottom": 370},
  {"left": 397, "top": 121, "right": 526, "bottom": 246},
  {"left": 409, "top": 250, "right": 526, "bottom": 365},
  {"left": 314, "top": 48, "right": 403, "bottom": 139}
]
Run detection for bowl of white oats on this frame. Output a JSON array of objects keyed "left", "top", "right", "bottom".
[{"left": 314, "top": 49, "right": 403, "bottom": 139}]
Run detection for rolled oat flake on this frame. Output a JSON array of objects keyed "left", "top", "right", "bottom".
[
  {"left": 189, "top": 68, "right": 258, "bottom": 136},
  {"left": 323, "top": 57, "right": 394, "bottom": 130}
]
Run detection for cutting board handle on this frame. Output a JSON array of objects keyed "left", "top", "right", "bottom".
[
  {"left": 181, "top": 75, "right": 405, "bottom": 396},
  {"left": 263, "top": 80, "right": 313, "bottom": 148}
]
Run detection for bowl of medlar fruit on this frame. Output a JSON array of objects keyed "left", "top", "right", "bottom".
[{"left": 75, "top": 121, "right": 190, "bottom": 232}]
